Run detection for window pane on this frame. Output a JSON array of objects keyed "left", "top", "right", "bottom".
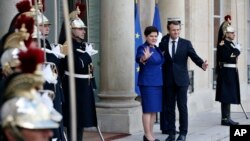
[
  {"left": 214, "top": 0, "right": 220, "bottom": 15},
  {"left": 214, "top": 17, "right": 220, "bottom": 48}
]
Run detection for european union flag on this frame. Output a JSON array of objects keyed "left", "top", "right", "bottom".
[
  {"left": 153, "top": 3, "right": 162, "bottom": 46},
  {"left": 135, "top": 2, "right": 142, "bottom": 95}
]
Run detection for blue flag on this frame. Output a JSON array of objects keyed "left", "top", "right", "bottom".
[
  {"left": 135, "top": 2, "right": 142, "bottom": 95},
  {"left": 153, "top": 3, "right": 162, "bottom": 46}
]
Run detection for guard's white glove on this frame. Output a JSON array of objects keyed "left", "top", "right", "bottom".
[
  {"left": 50, "top": 43, "right": 66, "bottom": 58},
  {"left": 41, "top": 64, "right": 58, "bottom": 84},
  {"left": 85, "top": 43, "right": 98, "bottom": 56},
  {"left": 234, "top": 43, "right": 241, "bottom": 51}
]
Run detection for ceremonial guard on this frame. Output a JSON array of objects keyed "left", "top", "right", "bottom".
[
  {"left": 0, "top": 24, "right": 63, "bottom": 141},
  {"left": 60, "top": 5, "right": 98, "bottom": 141},
  {"left": 32, "top": 0, "right": 66, "bottom": 140},
  {"left": 0, "top": 0, "right": 66, "bottom": 140},
  {"left": 0, "top": 13, "right": 35, "bottom": 105},
  {"left": 216, "top": 25, "right": 241, "bottom": 126}
]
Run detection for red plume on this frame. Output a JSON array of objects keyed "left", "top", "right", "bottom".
[
  {"left": 15, "top": 14, "right": 35, "bottom": 47},
  {"left": 16, "top": 0, "right": 32, "bottom": 13},
  {"left": 24, "top": 37, "right": 33, "bottom": 47},
  {"left": 224, "top": 15, "right": 231, "bottom": 21},
  {"left": 75, "top": 1, "right": 86, "bottom": 18},
  {"left": 18, "top": 47, "right": 45, "bottom": 73},
  {"left": 31, "top": 0, "right": 45, "bottom": 12},
  {"left": 15, "top": 14, "right": 35, "bottom": 36}
]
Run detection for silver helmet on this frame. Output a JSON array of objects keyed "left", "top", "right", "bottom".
[
  {"left": 0, "top": 24, "right": 29, "bottom": 76},
  {"left": 225, "top": 25, "right": 235, "bottom": 33},
  {"left": 69, "top": 6, "right": 86, "bottom": 28},
  {"left": 0, "top": 48, "right": 20, "bottom": 76},
  {"left": 36, "top": 11, "right": 50, "bottom": 25},
  {"left": 1, "top": 97, "right": 59, "bottom": 130}
]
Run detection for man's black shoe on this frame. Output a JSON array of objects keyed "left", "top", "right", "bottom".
[
  {"left": 165, "top": 134, "right": 175, "bottom": 141},
  {"left": 221, "top": 119, "right": 239, "bottom": 126},
  {"left": 162, "top": 130, "right": 168, "bottom": 134},
  {"left": 176, "top": 134, "right": 186, "bottom": 141}
]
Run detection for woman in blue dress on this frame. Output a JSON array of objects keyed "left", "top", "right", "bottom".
[{"left": 136, "top": 26, "right": 164, "bottom": 141}]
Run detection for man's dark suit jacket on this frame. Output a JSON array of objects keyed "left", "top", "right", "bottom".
[{"left": 159, "top": 35, "right": 204, "bottom": 87}]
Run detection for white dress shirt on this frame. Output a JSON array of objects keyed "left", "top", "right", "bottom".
[{"left": 169, "top": 37, "right": 179, "bottom": 58}]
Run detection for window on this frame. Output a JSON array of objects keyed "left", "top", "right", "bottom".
[
  {"left": 212, "top": 0, "right": 222, "bottom": 89},
  {"left": 247, "top": 1, "right": 250, "bottom": 83}
]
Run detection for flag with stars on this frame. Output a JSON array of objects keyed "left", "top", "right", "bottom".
[
  {"left": 153, "top": 2, "right": 162, "bottom": 46},
  {"left": 134, "top": 1, "right": 142, "bottom": 95}
]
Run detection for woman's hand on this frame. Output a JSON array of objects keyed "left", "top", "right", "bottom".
[{"left": 140, "top": 47, "right": 153, "bottom": 64}]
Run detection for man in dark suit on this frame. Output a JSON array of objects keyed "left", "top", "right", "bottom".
[{"left": 159, "top": 18, "right": 208, "bottom": 141}]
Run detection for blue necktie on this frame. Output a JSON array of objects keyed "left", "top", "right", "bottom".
[{"left": 172, "top": 40, "right": 176, "bottom": 59}]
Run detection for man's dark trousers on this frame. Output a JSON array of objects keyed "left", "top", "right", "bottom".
[{"left": 165, "top": 80, "right": 188, "bottom": 135}]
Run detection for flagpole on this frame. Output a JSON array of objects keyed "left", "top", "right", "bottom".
[
  {"left": 62, "top": 0, "right": 77, "bottom": 140},
  {"left": 54, "top": 0, "right": 58, "bottom": 43},
  {"left": 86, "top": 0, "right": 89, "bottom": 42},
  {"left": 34, "top": 0, "right": 41, "bottom": 49},
  {"left": 235, "top": 0, "right": 238, "bottom": 43}
]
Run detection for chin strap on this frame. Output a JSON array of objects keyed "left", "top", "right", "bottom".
[{"left": 9, "top": 124, "right": 25, "bottom": 141}]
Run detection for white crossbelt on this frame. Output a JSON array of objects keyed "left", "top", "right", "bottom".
[
  {"left": 223, "top": 64, "right": 237, "bottom": 68},
  {"left": 65, "top": 71, "right": 92, "bottom": 78}
]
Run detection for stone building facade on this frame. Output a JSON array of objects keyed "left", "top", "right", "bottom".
[{"left": 0, "top": 0, "right": 249, "bottom": 134}]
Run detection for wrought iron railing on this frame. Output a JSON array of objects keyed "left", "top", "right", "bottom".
[
  {"left": 212, "top": 68, "right": 217, "bottom": 89},
  {"left": 188, "top": 70, "right": 194, "bottom": 93},
  {"left": 248, "top": 65, "right": 250, "bottom": 84}
]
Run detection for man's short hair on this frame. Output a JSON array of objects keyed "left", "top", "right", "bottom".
[{"left": 167, "top": 21, "right": 181, "bottom": 30}]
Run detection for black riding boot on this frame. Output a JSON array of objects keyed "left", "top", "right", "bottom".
[{"left": 221, "top": 103, "right": 239, "bottom": 126}]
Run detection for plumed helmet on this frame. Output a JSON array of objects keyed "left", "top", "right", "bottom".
[
  {"left": 69, "top": 6, "right": 86, "bottom": 28},
  {"left": 1, "top": 97, "right": 59, "bottom": 130},
  {"left": 225, "top": 26, "right": 235, "bottom": 33},
  {"left": 36, "top": 11, "right": 50, "bottom": 25},
  {"left": 0, "top": 48, "right": 21, "bottom": 76},
  {"left": 222, "top": 21, "right": 231, "bottom": 37},
  {"left": 0, "top": 24, "right": 29, "bottom": 76},
  {"left": 70, "top": 18, "right": 86, "bottom": 28},
  {"left": 3, "top": 73, "right": 45, "bottom": 101},
  {"left": 3, "top": 24, "right": 29, "bottom": 50}
]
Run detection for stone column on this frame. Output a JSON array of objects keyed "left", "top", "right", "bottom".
[
  {"left": 159, "top": 0, "right": 185, "bottom": 36},
  {"left": 140, "top": 0, "right": 155, "bottom": 37},
  {"left": 96, "top": 0, "right": 142, "bottom": 133},
  {"left": 0, "top": 0, "right": 18, "bottom": 37}
]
